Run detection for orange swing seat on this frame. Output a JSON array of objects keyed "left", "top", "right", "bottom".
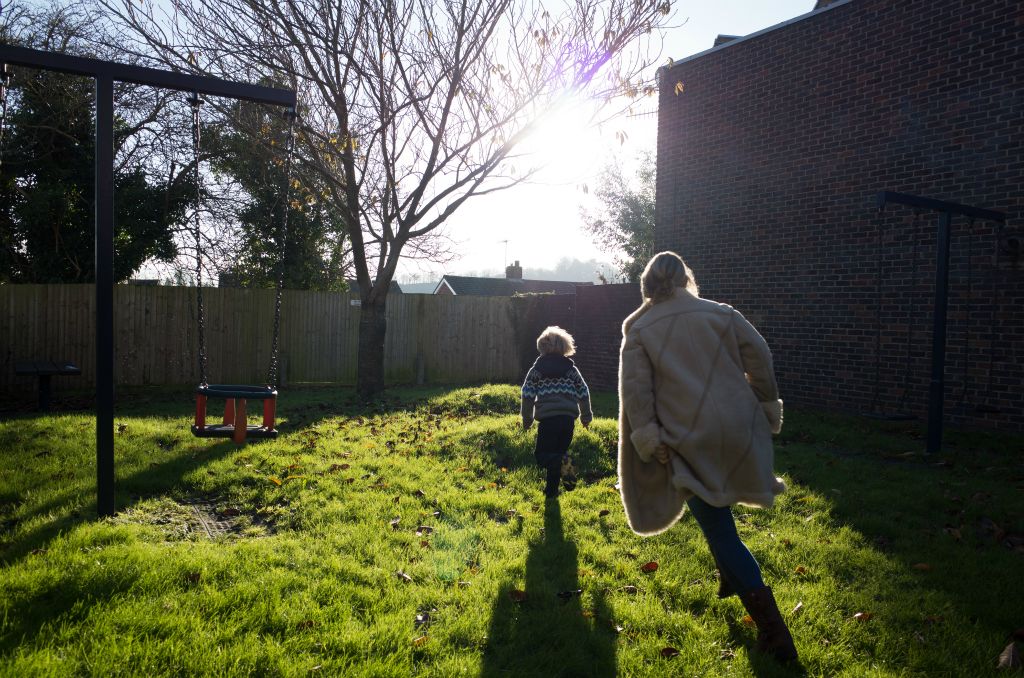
[{"left": 192, "top": 384, "right": 278, "bottom": 444}]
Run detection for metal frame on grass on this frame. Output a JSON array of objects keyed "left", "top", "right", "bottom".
[{"left": 875, "top": 191, "right": 1006, "bottom": 455}]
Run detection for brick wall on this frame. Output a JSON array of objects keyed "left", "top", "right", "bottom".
[
  {"left": 511, "top": 293, "right": 577, "bottom": 376},
  {"left": 512, "top": 285, "right": 642, "bottom": 392},
  {"left": 656, "top": 0, "right": 1024, "bottom": 430},
  {"left": 573, "top": 284, "right": 642, "bottom": 392}
]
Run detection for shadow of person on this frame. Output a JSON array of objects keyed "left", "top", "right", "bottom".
[
  {"left": 725, "top": 618, "right": 808, "bottom": 677},
  {"left": 480, "top": 499, "right": 616, "bottom": 678}
]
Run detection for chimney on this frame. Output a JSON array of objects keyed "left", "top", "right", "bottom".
[{"left": 505, "top": 260, "right": 523, "bottom": 279}]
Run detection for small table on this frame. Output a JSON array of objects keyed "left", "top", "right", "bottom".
[{"left": 14, "top": 361, "right": 82, "bottom": 410}]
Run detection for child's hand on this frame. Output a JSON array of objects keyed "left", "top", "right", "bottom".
[{"left": 653, "top": 444, "right": 670, "bottom": 464}]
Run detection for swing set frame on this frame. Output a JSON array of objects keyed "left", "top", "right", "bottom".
[
  {"left": 0, "top": 44, "right": 296, "bottom": 517},
  {"left": 875, "top": 191, "right": 1005, "bottom": 455}
]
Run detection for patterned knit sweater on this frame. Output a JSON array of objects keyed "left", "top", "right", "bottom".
[{"left": 520, "top": 354, "right": 594, "bottom": 426}]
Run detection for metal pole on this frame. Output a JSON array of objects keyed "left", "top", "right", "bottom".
[
  {"left": 926, "top": 211, "right": 952, "bottom": 455},
  {"left": 95, "top": 75, "right": 115, "bottom": 516}
]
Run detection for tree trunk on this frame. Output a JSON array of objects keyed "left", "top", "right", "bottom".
[{"left": 356, "top": 297, "right": 387, "bottom": 397}]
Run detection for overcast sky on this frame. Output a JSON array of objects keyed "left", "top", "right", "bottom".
[{"left": 400, "top": 0, "right": 817, "bottom": 282}]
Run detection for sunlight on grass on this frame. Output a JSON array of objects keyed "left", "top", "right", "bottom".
[{"left": 1, "top": 384, "right": 1021, "bottom": 676}]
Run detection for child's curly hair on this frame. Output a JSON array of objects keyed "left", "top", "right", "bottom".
[{"left": 536, "top": 326, "right": 576, "bottom": 356}]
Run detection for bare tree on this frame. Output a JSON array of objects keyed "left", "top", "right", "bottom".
[{"left": 98, "top": 0, "right": 674, "bottom": 395}]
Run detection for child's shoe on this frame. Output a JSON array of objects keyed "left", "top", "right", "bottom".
[
  {"left": 560, "top": 455, "right": 577, "bottom": 491},
  {"left": 544, "top": 464, "right": 561, "bottom": 498}
]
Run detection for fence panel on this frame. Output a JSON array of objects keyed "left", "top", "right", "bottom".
[{"left": 0, "top": 285, "right": 522, "bottom": 392}]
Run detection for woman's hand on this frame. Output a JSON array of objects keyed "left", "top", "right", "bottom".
[{"left": 652, "top": 444, "right": 670, "bottom": 464}]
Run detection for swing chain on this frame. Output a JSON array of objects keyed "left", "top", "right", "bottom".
[
  {"left": 0, "top": 64, "right": 12, "bottom": 170},
  {"left": 267, "top": 106, "right": 297, "bottom": 388},
  {"left": 189, "top": 92, "right": 208, "bottom": 386}
]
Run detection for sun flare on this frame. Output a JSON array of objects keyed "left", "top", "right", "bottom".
[{"left": 517, "top": 101, "right": 606, "bottom": 184}]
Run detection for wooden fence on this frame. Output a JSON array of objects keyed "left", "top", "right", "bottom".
[{"left": 0, "top": 285, "right": 524, "bottom": 392}]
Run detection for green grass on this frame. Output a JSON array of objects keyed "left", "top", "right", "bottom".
[{"left": 1, "top": 384, "right": 1021, "bottom": 677}]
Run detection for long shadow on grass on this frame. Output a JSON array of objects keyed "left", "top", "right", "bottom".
[
  {"left": 0, "top": 438, "right": 238, "bottom": 565},
  {"left": 480, "top": 499, "right": 616, "bottom": 678},
  {"left": 773, "top": 411, "right": 1023, "bottom": 669}
]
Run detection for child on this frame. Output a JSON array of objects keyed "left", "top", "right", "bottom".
[{"left": 521, "top": 326, "right": 594, "bottom": 498}]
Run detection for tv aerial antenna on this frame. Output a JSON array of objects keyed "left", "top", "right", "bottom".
[{"left": 499, "top": 239, "right": 510, "bottom": 268}]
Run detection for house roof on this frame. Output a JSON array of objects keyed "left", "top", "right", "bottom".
[
  {"left": 662, "top": 0, "right": 853, "bottom": 71},
  {"left": 433, "top": 275, "right": 590, "bottom": 296}
]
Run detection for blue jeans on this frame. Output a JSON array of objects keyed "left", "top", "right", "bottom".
[{"left": 686, "top": 495, "right": 765, "bottom": 594}]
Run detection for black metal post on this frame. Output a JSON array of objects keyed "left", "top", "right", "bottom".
[
  {"left": 926, "top": 211, "right": 952, "bottom": 455},
  {"left": 95, "top": 75, "right": 115, "bottom": 517}
]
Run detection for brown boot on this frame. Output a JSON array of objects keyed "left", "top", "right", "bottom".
[{"left": 740, "top": 586, "right": 798, "bottom": 662}]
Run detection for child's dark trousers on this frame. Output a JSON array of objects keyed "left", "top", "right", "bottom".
[{"left": 534, "top": 415, "right": 575, "bottom": 471}]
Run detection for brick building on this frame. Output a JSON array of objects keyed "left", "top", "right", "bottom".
[{"left": 655, "top": 0, "right": 1023, "bottom": 429}]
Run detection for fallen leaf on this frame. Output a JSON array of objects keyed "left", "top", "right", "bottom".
[
  {"left": 661, "top": 646, "right": 680, "bottom": 658},
  {"left": 221, "top": 508, "right": 241, "bottom": 517},
  {"left": 640, "top": 561, "right": 659, "bottom": 573},
  {"left": 420, "top": 540, "right": 430, "bottom": 548},
  {"left": 413, "top": 635, "right": 428, "bottom": 647},
  {"left": 396, "top": 570, "right": 413, "bottom": 583},
  {"left": 390, "top": 517, "right": 401, "bottom": 529},
  {"left": 781, "top": 538, "right": 793, "bottom": 548},
  {"left": 599, "top": 509, "right": 610, "bottom": 517},
  {"left": 297, "top": 619, "right": 315, "bottom": 630},
  {"left": 741, "top": 614, "right": 755, "bottom": 627},
  {"left": 621, "top": 585, "right": 638, "bottom": 594},
  {"left": 268, "top": 476, "right": 282, "bottom": 486},
  {"left": 853, "top": 612, "right": 873, "bottom": 622},
  {"left": 795, "top": 565, "right": 807, "bottom": 575},
  {"left": 791, "top": 601, "right": 804, "bottom": 616},
  {"left": 912, "top": 563, "right": 932, "bottom": 571},
  {"left": 509, "top": 589, "right": 528, "bottom": 602},
  {"left": 413, "top": 489, "right": 426, "bottom": 498},
  {"left": 997, "top": 642, "right": 1022, "bottom": 670},
  {"left": 344, "top": 477, "right": 355, "bottom": 484}
]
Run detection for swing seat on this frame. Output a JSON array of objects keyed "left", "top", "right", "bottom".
[{"left": 192, "top": 384, "right": 278, "bottom": 444}]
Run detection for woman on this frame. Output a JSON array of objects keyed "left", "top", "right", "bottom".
[{"left": 617, "top": 251, "right": 797, "bottom": 662}]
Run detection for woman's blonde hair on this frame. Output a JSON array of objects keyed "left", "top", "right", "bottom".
[
  {"left": 640, "top": 251, "right": 699, "bottom": 303},
  {"left": 536, "top": 325, "right": 576, "bottom": 356}
]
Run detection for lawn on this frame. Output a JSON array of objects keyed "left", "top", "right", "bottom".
[{"left": 0, "top": 384, "right": 1021, "bottom": 677}]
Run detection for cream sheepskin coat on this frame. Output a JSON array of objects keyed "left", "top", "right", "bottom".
[{"left": 618, "top": 288, "right": 785, "bottom": 536}]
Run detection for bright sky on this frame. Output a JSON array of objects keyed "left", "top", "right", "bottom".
[{"left": 401, "top": 0, "right": 817, "bottom": 282}]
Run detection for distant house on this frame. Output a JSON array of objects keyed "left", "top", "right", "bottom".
[{"left": 433, "top": 261, "right": 591, "bottom": 296}]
